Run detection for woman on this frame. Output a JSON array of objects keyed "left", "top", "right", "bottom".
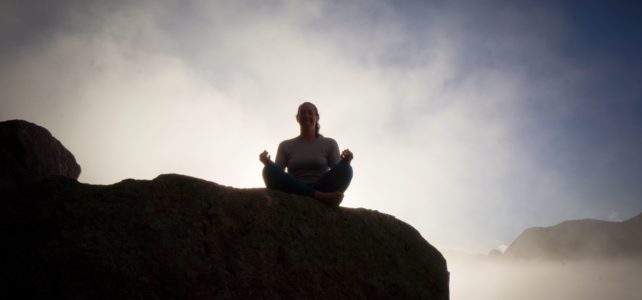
[{"left": 260, "top": 102, "right": 353, "bottom": 206}]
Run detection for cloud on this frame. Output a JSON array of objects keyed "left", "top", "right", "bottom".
[{"left": 2, "top": 0, "right": 640, "bottom": 252}]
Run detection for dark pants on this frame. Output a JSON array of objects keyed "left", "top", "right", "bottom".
[{"left": 262, "top": 162, "right": 353, "bottom": 197}]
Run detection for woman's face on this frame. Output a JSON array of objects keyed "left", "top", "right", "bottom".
[{"left": 297, "top": 103, "right": 318, "bottom": 128}]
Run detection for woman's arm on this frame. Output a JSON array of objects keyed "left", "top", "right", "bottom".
[
  {"left": 328, "top": 138, "right": 341, "bottom": 166},
  {"left": 274, "top": 142, "right": 287, "bottom": 167}
]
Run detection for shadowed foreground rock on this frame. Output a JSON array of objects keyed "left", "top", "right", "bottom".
[
  {"left": 3, "top": 174, "right": 449, "bottom": 299},
  {"left": 0, "top": 119, "right": 80, "bottom": 189}
]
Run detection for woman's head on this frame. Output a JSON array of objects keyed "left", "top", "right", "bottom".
[{"left": 297, "top": 102, "right": 320, "bottom": 137}]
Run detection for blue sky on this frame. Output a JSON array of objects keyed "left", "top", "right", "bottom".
[{"left": 1, "top": 0, "right": 641, "bottom": 253}]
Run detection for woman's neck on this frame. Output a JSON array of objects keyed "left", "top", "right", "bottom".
[{"left": 299, "top": 127, "right": 316, "bottom": 142}]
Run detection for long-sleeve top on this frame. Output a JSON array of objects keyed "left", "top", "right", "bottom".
[{"left": 275, "top": 136, "right": 340, "bottom": 184}]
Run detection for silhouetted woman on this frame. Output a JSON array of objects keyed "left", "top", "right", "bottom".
[{"left": 260, "top": 102, "right": 353, "bottom": 206}]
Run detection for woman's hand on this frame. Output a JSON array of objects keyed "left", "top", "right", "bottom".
[
  {"left": 259, "top": 150, "right": 272, "bottom": 166},
  {"left": 340, "top": 149, "right": 353, "bottom": 164}
]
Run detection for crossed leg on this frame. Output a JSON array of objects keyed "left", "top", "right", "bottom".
[{"left": 262, "top": 162, "right": 353, "bottom": 206}]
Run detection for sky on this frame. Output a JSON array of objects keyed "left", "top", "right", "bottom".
[{"left": 2, "top": 0, "right": 642, "bottom": 253}]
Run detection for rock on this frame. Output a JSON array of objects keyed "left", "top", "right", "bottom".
[
  {"left": 503, "top": 213, "right": 642, "bottom": 261},
  {"left": 0, "top": 120, "right": 448, "bottom": 298},
  {"left": 2, "top": 174, "right": 450, "bottom": 299},
  {"left": 0, "top": 119, "right": 81, "bottom": 189}
]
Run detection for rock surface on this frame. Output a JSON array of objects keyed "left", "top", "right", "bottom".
[
  {"left": 503, "top": 213, "right": 642, "bottom": 260},
  {"left": 0, "top": 119, "right": 80, "bottom": 189},
  {"left": 0, "top": 120, "right": 448, "bottom": 299},
  {"left": 3, "top": 175, "right": 449, "bottom": 299}
]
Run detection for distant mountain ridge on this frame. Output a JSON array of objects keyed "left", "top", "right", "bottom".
[{"left": 503, "top": 213, "right": 642, "bottom": 260}]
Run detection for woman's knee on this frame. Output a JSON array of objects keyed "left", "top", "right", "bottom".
[
  {"left": 262, "top": 164, "right": 284, "bottom": 188},
  {"left": 263, "top": 163, "right": 284, "bottom": 177},
  {"left": 315, "top": 163, "right": 352, "bottom": 193},
  {"left": 333, "top": 162, "right": 353, "bottom": 178}
]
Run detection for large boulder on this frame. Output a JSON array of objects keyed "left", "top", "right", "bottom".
[
  {"left": 0, "top": 119, "right": 81, "bottom": 189},
  {"left": 0, "top": 120, "right": 449, "bottom": 299},
  {"left": 3, "top": 175, "right": 450, "bottom": 299}
]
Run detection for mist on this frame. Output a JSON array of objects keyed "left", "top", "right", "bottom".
[{"left": 446, "top": 254, "right": 642, "bottom": 300}]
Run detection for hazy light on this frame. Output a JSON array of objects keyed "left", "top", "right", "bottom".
[{"left": 2, "top": 0, "right": 641, "bottom": 254}]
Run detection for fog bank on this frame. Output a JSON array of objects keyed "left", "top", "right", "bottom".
[{"left": 446, "top": 254, "right": 642, "bottom": 300}]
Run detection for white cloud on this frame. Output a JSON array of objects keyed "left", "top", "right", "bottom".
[{"left": 0, "top": 0, "right": 601, "bottom": 252}]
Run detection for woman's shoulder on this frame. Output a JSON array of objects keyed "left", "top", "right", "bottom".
[
  {"left": 318, "top": 135, "right": 338, "bottom": 144},
  {"left": 317, "top": 136, "right": 339, "bottom": 151},
  {"left": 278, "top": 136, "right": 300, "bottom": 148}
]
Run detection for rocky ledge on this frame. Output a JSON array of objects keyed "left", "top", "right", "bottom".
[{"left": 0, "top": 120, "right": 449, "bottom": 299}]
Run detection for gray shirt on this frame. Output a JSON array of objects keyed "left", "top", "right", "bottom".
[{"left": 275, "top": 136, "right": 340, "bottom": 184}]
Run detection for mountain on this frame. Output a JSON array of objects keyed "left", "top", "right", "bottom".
[
  {"left": 503, "top": 214, "right": 642, "bottom": 260},
  {"left": 0, "top": 119, "right": 449, "bottom": 299}
]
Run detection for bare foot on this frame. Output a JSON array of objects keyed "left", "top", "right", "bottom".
[{"left": 314, "top": 191, "right": 344, "bottom": 207}]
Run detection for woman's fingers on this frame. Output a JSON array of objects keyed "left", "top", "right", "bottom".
[
  {"left": 341, "top": 149, "right": 353, "bottom": 162},
  {"left": 259, "top": 150, "right": 271, "bottom": 163}
]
